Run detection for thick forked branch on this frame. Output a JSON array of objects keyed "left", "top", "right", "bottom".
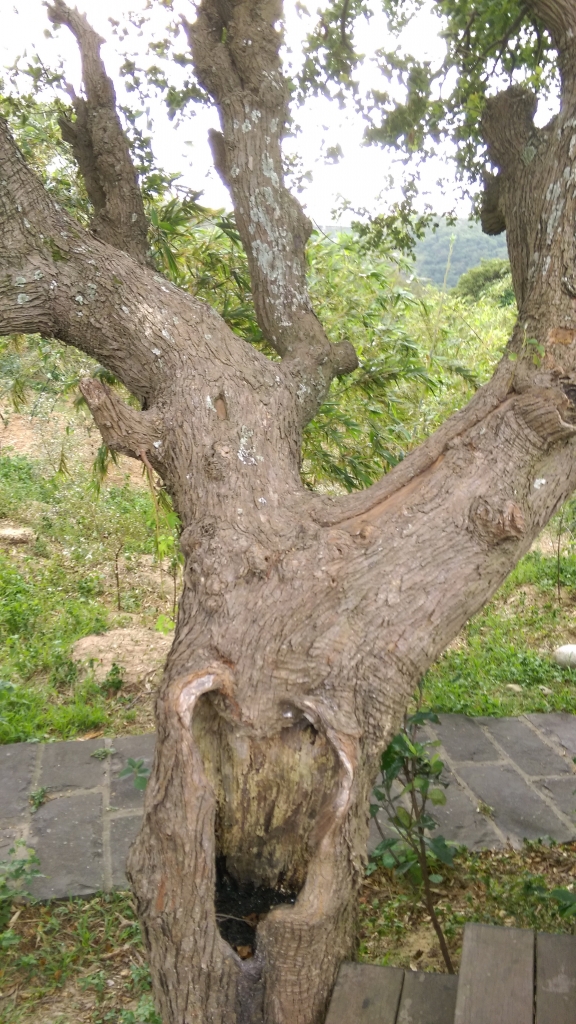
[
  {"left": 187, "top": 0, "right": 358, "bottom": 422},
  {"left": 47, "top": 0, "right": 149, "bottom": 263},
  {"left": 79, "top": 378, "right": 165, "bottom": 464}
]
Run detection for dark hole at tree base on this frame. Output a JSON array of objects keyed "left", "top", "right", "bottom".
[{"left": 215, "top": 858, "right": 297, "bottom": 958}]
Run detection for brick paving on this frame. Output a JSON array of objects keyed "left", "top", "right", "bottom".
[{"left": 0, "top": 714, "right": 575, "bottom": 899}]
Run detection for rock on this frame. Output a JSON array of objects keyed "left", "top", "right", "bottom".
[
  {"left": 553, "top": 645, "right": 576, "bottom": 668},
  {"left": 505, "top": 684, "right": 523, "bottom": 693},
  {"left": 72, "top": 627, "right": 173, "bottom": 690},
  {"left": 0, "top": 526, "right": 35, "bottom": 545}
]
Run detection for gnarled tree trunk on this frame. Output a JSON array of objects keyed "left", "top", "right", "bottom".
[{"left": 1, "top": 1, "right": 576, "bottom": 1021}]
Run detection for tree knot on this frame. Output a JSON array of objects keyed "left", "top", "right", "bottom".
[{"left": 469, "top": 497, "right": 526, "bottom": 545}]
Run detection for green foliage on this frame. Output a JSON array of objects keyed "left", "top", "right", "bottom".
[
  {"left": 29, "top": 788, "right": 48, "bottom": 813},
  {"left": 301, "top": 1, "right": 557, "bottom": 187},
  {"left": 370, "top": 709, "right": 454, "bottom": 883},
  {"left": 118, "top": 758, "right": 151, "bottom": 791},
  {"left": 415, "top": 221, "right": 509, "bottom": 289},
  {"left": 423, "top": 549, "right": 576, "bottom": 717},
  {"left": 301, "top": 230, "right": 513, "bottom": 491},
  {"left": 455, "top": 258, "right": 513, "bottom": 301},
  {"left": 0, "top": 452, "right": 177, "bottom": 742},
  {"left": 0, "top": 843, "right": 41, "bottom": 934},
  {"left": 0, "top": 890, "right": 151, "bottom": 1018}
]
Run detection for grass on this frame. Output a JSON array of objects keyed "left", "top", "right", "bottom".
[
  {"left": 0, "top": 452, "right": 178, "bottom": 743},
  {"left": 359, "top": 840, "right": 576, "bottom": 974},
  {"left": 1, "top": 842, "right": 574, "bottom": 1020},
  {"left": 422, "top": 549, "right": 576, "bottom": 717},
  {"left": 0, "top": 890, "right": 160, "bottom": 1023}
]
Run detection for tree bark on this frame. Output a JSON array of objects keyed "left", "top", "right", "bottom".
[{"left": 2, "top": 1, "right": 576, "bottom": 1022}]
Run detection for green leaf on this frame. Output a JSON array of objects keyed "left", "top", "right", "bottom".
[{"left": 429, "top": 788, "right": 447, "bottom": 806}]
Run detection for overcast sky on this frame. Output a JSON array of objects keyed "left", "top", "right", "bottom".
[{"left": 1, "top": 0, "right": 466, "bottom": 225}]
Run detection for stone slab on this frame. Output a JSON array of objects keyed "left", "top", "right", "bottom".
[
  {"left": 110, "top": 815, "right": 142, "bottom": 888},
  {"left": 526, "top": 713, "right": 576, "bottom": 759},
  {"left": 535, "top": 777, "right": 576, "bottom": 821},
  {"left": 425, "top": 768, "right": 503, "bottom": 850},
  {"left": 110, "top": 734, "right": 155, "bottom": 810},
  {"left": 0, "top": 742, "right": 37, "bottom": 821},
  {"left": 430, "top": 716, "right": 501, "bottom": 763},
  {"left": 536, "top": 931, "right": 576, "bottom": 1024},
  {"left": 28, "top": 792, "right": 103, "bottom": 899},
  {"left": 325, "top": 962, "right": 404, "bottom": 1024},
  {"left": 39, "top": 738, "right": 106, "bottom": 792},
  {"left": 455, "top": 922, "right": 534, "bottom": 1024},
  {"left": 456, "top": 763, "right": 574, "bottom": 843},
  {"left": 397, "top": 970, "right": 458, "bottom": 1024},
  {"left": 480, "top": 717, "right": 572, "bottom": 777}
]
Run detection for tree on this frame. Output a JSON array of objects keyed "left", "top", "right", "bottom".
[{"left": 1, "top": 1, "right": 576, "bottom": 1021}]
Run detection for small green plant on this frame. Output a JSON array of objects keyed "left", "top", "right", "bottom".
[
  {"left": 0, "top": 842, "right": 41, "bottom": 933},
  {"left": 91, "top": 746, "right": 115, "bottom": 760},
  {"left": 370, "top": 701, "right": 455, "bottom": 972},
  {"left": 155, "top": 613, "right": 175, "bottom": 634},
  {"left": 29, "top": 787, "right": 48, "bottom": 812},
  {"left": 101, "top": 662, "right": 124, "bottom": 695},
  {"left": 118, "top": 757, "right": 151, "bottom": 791}
]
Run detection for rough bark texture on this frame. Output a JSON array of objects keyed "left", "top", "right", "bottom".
[
  {"left": 2, "top": 0, "right": 576, "bottom": 1021},
  {"left": 47, "top": 0, "right": 149, "bottom": 263}
]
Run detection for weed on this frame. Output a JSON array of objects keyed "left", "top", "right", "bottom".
[
  {"left": 91, "top": 746, "right": 115, "bottom": 760},
  {"left": 359, "top": 841, "right": 576, "bottom": 972},
  {"left": 29, "top": 787, "right": 48, "bottom": 812},
  {"left": 0, "top": 842, "right": 41, "bottom": 932},
  {"left": 370, "top": 701, "right": 456, "bottom": 972},
  {"left": 102, "top": 662, "right": 125, "bottom": 695},
  {"left": 118, "top": 758, "right": 151, "bottom": 791}
]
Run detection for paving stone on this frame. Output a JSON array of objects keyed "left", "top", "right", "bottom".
[
  {"left": 0, "top": 826, "right": 28, "bottom": 862},
  {"left": 29, "top": 792, "right": 103, "bottom": 899},
  {"left": 480, "top": 717, "right": 572, "bottom": 777},
  {"left": 0, "top": 743, "right": 37, "bottom": 821},
  {"left": 429, "top": 715, "right": 501, "bottom": 763},
  {"left": 110, "top": 734, "right": 155, "bottom": 810},
  {"left": 426, "top": 769, "right": 503, "bottom": 849},
  {"left": 110, "top": 815, "right": 142, "bottom": 887},
  {"left": 39, "top": 738, "right": 107, "bottom": 792},
  {"left": 526, "top": 713, "right": 576, "bottom": 759},
  {"left": 535, "top": 778, "right": 576, "bottom": 821},
  {"left": 456, "top": 763, "right": 574, "bottom": 843}
]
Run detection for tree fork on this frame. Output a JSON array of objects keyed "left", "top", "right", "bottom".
[{"left": 3, "top": 0, "right": 576, "bottom": 1021}]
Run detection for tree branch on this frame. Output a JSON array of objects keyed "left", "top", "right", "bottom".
[
  {"left": 47, "top": 0, "right": 149, "bottom": 263},
  {"left": 79, "top": 378, "right": 165, "bottom": 464},
  {"left": 526, "top": 0, "right": 576, "bottom": 59},
  {"left": 481, "top": 85, "right": 537, "bottom": 174},
  {"left": 186, "top": 0, "right": 358, "bottom": 424}
]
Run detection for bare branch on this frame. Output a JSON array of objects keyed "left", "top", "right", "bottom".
[
  {"left": 79, "top": 379, "right": 165, "bottom": 464},
  {"left": 47, "top": 0, "right": 149, "bottom": 263},
  {"left": 480, "top": 172, "right": 506, "bottom": 236},
  {"left": 186, "top": 0, "right": 358, "bottom": 423}
]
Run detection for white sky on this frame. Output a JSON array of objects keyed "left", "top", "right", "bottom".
[{"left": 1, "top": 0, "right": 468, "bottom": 224}]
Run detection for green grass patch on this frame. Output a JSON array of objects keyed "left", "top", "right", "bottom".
[
  {"left": 423, "top": 551, "right": 576, "bottom": 717},
  {"left": 0, "top": 452, "right": 169, "bottom": 743},
  {"left": 359, "top": 840, "right": 576, "bottom": 973},
  {"left": 0, "top": 890, "right": 160, "bottom": 1023}
]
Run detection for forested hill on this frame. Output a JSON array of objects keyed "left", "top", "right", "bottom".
[{"left": 414, "top": 218, "right": 509, "bottom": 287}]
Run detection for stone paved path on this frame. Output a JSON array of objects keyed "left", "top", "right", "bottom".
[{"left": 1, "top": 714, "right": 575, "bottom": 900}]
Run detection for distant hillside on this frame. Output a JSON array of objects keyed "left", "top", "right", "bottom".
[{"left": 414, "top": 219, "right": 508, "bottom": 288}]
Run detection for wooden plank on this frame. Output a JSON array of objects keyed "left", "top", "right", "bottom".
[
  {"left": 454, "top": 923, "right": 534, "bottom": 1024},
  {"left": 397, "top": 970, "right": 458, "bottom": 1024},
  {"left": 536, "top": 932, "right": 576, "bottom": 1024},
  {"left": 324, "top": 962, "right": 404, "bottom": 1024}
]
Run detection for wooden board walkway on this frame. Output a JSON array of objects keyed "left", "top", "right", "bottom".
[{"left": 325, "top": 924, "right": 576, "bottom": 1024}]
